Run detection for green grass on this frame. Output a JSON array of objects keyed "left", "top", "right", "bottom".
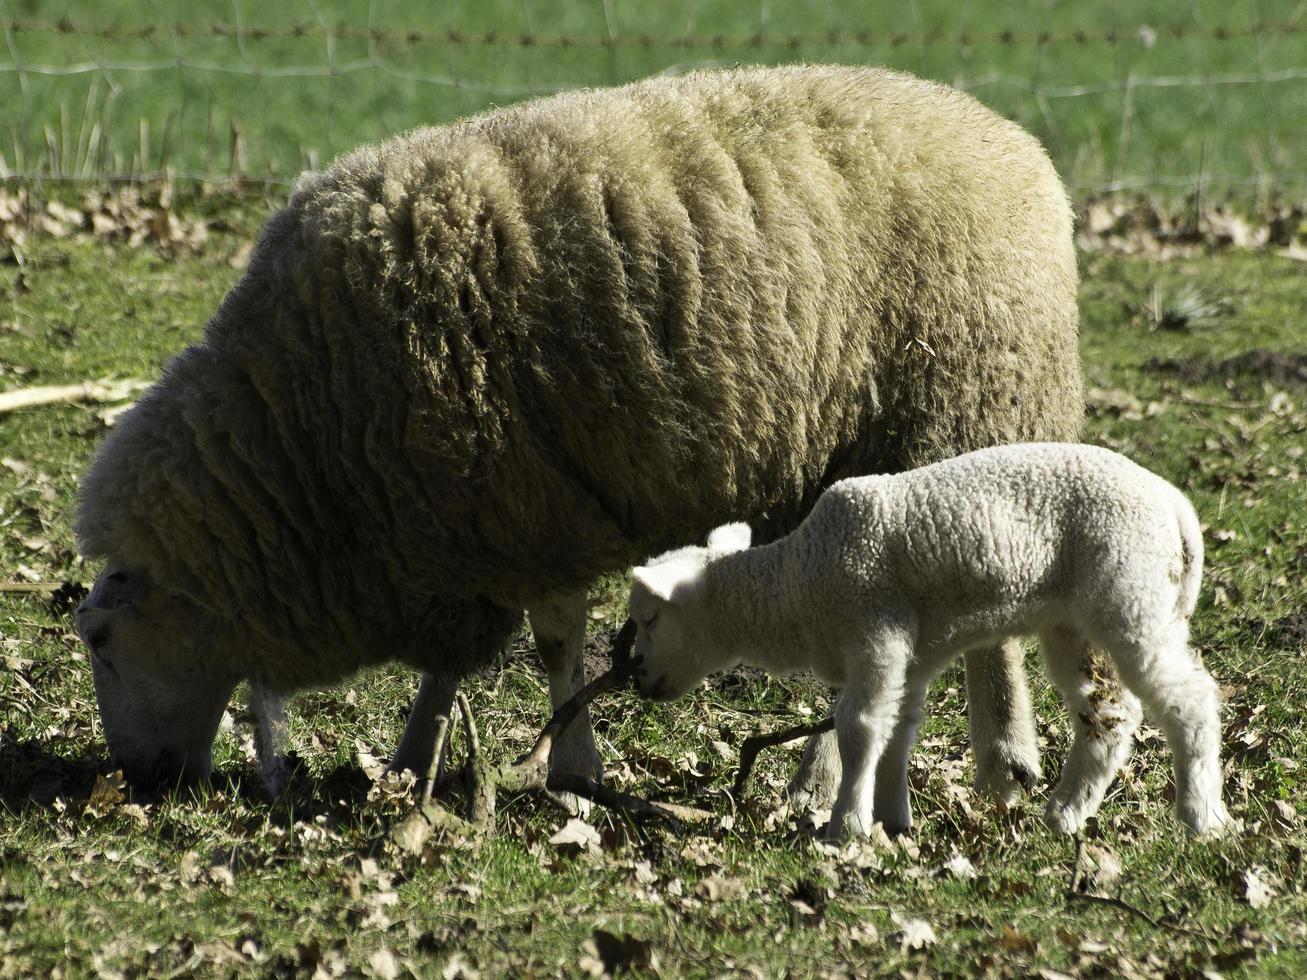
[
  {"left": 0, "top": 210, "right": 1305, "bottom": 975},
  {"left": 2, "top": 0, "right": 1307, "bottom": 198}
]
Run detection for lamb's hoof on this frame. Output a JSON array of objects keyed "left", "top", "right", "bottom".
[
  {"left": 788, "top": 730, "right": 841, "bottom": 811},
  {"left": 822, "top": 817, "right": 852, "bottom": 843},
  {"left": 975, "top": 745, "right": 1043, "bottom": 805},
  {"left": 1042, "top": 799, "right": 1091, "bottom": 836},
  {"left": 1181, "top": 801, "right": 1233, "bottom": 837}
]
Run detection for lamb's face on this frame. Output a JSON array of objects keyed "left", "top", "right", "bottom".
[
  {"left": 629, "top": 558, "right": 709, "bottom": 701},
  {"left": 630, "top": 522, "right": 753, "bottom": 702},
  {"left": 75, "top": 565, "right": 241, "bottom": 788}
]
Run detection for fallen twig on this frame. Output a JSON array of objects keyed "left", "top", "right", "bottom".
[
  {"left": 0, "top": 379, "right": 149, "bottom": 415},
  {"left": 402, "top": 619, "right": 717, "bottom": 832},
  {"left": 0, "top": 582, "right": 63, "bottom": 594},
  {"left": 496, "top": 619, "right": 639, "bottom": 795},
  {"left": 421, "top": 714, "right": 450, "bottom": 803},
  {"left": 1066, "top": 837, "right": 1217, "bottom": 940},
  {"left": 458, "top": 690, "right": 496, "bottom": 824},
  {"left": 733, "top": 716, "right": 836, "bottom": 799},
  {"left": 547, "top": 773, "right": 713, "bottom": 830}
]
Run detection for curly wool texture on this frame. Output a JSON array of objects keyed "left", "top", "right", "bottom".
[
  {"left": 676, "top": 444, "right": 1205, "bottom": 667},
  {"left": 75, "top": 65, "right": 1080, "bottom": 691}
]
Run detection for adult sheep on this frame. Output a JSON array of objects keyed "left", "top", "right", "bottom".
[{"left": 73, "top": 65, "right": 1082, "bottom": 802}]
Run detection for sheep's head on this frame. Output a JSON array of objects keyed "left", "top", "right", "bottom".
[
  {"left": 630, "top": 522, "right": 752, "bottom": 702},
  {"left": 75, "top": 564, "right": 242, "bottom": 788}
]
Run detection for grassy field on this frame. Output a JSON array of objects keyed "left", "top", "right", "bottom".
[
  {"left": 3, "top": 0, "right": 1307, "bottom": 198},
  {"left": 0, "top": 200, "right": 1304, "bottom": 976}
]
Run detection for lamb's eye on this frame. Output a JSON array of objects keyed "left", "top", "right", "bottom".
[{"left": 640, "top": 611, "right": 660, "bottom": 631}]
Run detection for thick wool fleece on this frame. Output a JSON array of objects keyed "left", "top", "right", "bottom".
[
  {"left": 633, "top": 443, "right": 1226, "bottom": 836},
  {"left": 75, "top": 65, "right": 1080, "bottom": 692}
]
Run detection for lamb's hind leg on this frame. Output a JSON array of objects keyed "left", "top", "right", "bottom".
[
  {"left": 965, "top": 639, "right": 1042, "bottom": 802},
  {"left": 528, "top": 592, "right": 604, "bottom": 811},
  {"left": 1040, "top": 624, "right": 1142, "bottom": 834},
  {"left": 1108, "top": 626, "right": 1229, "bottom": 835}
]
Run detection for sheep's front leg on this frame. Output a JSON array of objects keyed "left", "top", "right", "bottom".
[
  {"left": 249, "top": 682, "right": 290, "bottom": 795},
  {"left": 389, "top": 672, "right": 457, "bottom": 780},
  {"left": 963, "top": 639, "right": 1041, "bottom": 801},
  {"left": 827, "top": 622, "right": 914, "bottom": 841},
  {"left": 528, "top": 592, "right": 604, "bottom": 812}
]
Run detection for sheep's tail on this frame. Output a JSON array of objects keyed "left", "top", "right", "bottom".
[{"left": 1173, "top": 493, "right": 1204, "bottom": 622}]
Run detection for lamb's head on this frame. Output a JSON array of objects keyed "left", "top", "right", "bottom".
[
  {"left": 75, "top": 565, "right": 242, "bottom": 788},
  {"left": 630, "top": 522, "right": 752, "bottom": 702}
]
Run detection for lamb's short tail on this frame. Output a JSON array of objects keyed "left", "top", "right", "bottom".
[{"left": 1173, "top": 493, "right": 1204, "bottom": 621}]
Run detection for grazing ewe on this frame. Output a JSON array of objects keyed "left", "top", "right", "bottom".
[
  {"left": 630, "top": 443, "right": 1230, "bottom": 839},
  {"left": 73, "top": 65, "right": 1083, "bottom": 797}
]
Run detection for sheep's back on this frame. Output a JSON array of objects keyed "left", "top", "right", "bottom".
[{"left": 215, "top": 66, "right": 1080, "bottom": 608}]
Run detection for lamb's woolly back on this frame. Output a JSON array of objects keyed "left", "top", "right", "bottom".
[{"left": 78, "top": 66, "right": 1081, "bottom": 690}]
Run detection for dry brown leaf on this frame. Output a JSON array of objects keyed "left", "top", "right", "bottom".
[
  {"left": 365, "top": 948, "right": 399, "bottom": 980},
  {"left": 1083, "top": 843, "right": 1123, "bottom": 892},
  {"left": 1240, "top": 867, "right": 1278, "bottom": 909},
  {"left": 549, "top": 817, "right": 601, "bottom": 853},
  {"left": 942, "top": 852, "right": 977, "bottom": 880},
  {"left": 892, "top": 912, "right": 936, "bottom": 952},
  {"left": 1000, "top": 924, "right": 1038, "bottom": 955},
  {"left": 695, "top": 875, "right": 747, "bottom": 902},
  {"left": 84, "top": 770, "right": 126, "bottom": 818}
]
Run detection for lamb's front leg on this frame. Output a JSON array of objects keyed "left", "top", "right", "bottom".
[
  {"left": 788, "top": 704, "right": 842, "bottom": 811},
  {"left": 963, "top": 639, "right": 1041, "bottom": 801},
  {"left": 872, "top": 676, "right": 929, "bottom": 834},
  {"left": 827, "top": 622, "right": 915, "bottom": 841},
  {"left": 528, "top": 592, "right": 604, "bottom": 812}
]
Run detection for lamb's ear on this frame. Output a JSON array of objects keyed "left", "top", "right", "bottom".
[
  {"left": 632, "top": 562, "right": 706, "bottom": 605},
  {"left": 707, "top": 522, "right": 751, "bottom": 554}
]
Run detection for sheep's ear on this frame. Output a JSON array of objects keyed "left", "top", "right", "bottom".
[
  {"left": 707, "top": 522, "right": 751, "bottom": 554},
  {"left": 632, "top": 562, "right": 705, "bottom": 605},
  {"left": 81, "top": 567, "right": 151, "bottom": 610}
]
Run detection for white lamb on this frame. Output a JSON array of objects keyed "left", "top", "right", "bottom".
[{"left": 629, "top": 443, "right": 1230, "bottom": 840}]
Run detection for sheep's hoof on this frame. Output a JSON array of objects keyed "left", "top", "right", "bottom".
[
  {"left": 550, "top": 787, "right": 594, "bottom": 818},
  {"left": 547, "top": 749, "right": 605, "bottom": 818},
  {"left": 873, "top": 809, "right": 912, "bottom": 837}
]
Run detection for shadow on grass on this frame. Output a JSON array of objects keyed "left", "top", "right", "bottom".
[{"left": 0, "top": 731, "right": 378, "bottom": 823}]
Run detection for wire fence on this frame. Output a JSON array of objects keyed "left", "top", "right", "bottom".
[{"left": 2, "top": 1, "right": 1307, "bottom": 202}]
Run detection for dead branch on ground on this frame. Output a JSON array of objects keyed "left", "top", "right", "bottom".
[
  {"left": 733, "top": 716, "right": 836, "bottom": 799},
  {"left": 0, "top": 379, "right": 148, "bottom": 415},
  {"left": 407, "top": 619, "right": 713, "bottom": 837}
]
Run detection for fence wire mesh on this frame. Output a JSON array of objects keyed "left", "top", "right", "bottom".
[{"left": 2, "top": 1, "right": 1306, "bottom": 201}]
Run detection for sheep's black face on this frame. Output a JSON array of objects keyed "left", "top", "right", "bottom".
[{"left": 76, "top": 565, "right": 241, "bottom": 788}]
